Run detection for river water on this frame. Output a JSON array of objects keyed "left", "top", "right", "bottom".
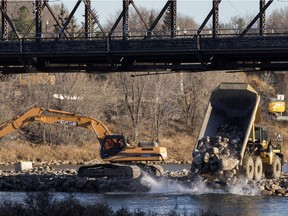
[{"left": 0, "top": 164, "right": 288, "bottom": 216}]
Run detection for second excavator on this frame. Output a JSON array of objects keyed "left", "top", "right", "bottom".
[{"left": 0, "top": 108, "right": 168, "bottom": 178}]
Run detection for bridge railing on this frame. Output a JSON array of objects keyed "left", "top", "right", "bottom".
[
  {"left": 1, "top": 28, "right": 288, "bottom": 55},
  {"left": 2, "top": 27, "right": 288, "bottom": 42}
]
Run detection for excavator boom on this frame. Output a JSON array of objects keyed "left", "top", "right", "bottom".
[
  {"left": 0, "top": 108, "right": 45, "bottom": 138},
  {"left": 0, "top": 108, "right": 111, "bottom": 139}
]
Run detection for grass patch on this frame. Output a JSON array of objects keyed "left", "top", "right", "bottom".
[{"left": 0, "top": 140, "right": 101, "bottom": 165}]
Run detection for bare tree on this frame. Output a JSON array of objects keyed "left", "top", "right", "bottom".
[
  {"left": 118, "top": 73, "right": 147, "bottom": 142},
  {"left": 267, "top": 7, "right": 288, "bottom": 33},
  {"left": 147, "top": 75, "right": 178, "bottom": 142},
  {"left": 176, "top": 73, "right": 206, "bottom": 130}
]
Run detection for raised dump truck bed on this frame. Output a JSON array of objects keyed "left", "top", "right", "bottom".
[
  {"left": 193, "top": 83, "right": 283, "bottom": 181},
  {"left": 196, "top": 83, "right": 260, "bottom": 164}
]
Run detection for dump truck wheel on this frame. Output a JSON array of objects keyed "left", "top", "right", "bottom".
[
  {"left": 271, "top": 155, "right": 282, "bottom": 179},
  {"left": 242, "top": 156, "right": 254, "bottom": 181},
  {"left": 253, "top": 156, "right": 263, "bottom": 181}
]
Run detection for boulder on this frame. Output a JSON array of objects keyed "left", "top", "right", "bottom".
[
  {"left": 193, "top": 152, "right": 203, "bottom": 166},
  {"left": 15, "top": 161, "right": 33, "bottom": 172},
  {"left": 221, "top": 158, "right": 239, "bottom": 171},
  {"left": 260, "top": 189, "right": 273, "bottom": 196}
]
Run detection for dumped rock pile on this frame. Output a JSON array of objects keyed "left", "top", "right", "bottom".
[
  {"left": 191, "top": 124, "right": 244, "bottom": 183},
  {"left": 0, "top": 165, "right": 288, "bottom": 196},
  {"left": 259, "top": 173, "right": 288, "bottom": 196},
  {"left": 0, "top": 166, "right": 149, "bottom": 193}
]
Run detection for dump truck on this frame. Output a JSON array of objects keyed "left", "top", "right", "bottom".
[
  {"left": 0, "top": 108, "right": 167, "bottom": 178},
  {"left": 192, "top": 83, "right": 284, "bottom": 181}
]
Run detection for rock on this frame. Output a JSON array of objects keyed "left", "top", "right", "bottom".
[
  {"left": 209, "top": 156, "right": 221, "bottom": 172},
  {"left": 218, "top": 141, "right": 228, "bottom": 148},
  {"left": 276, "top": 188, "right": 286, "bottom": 195},
  {"left": 192, "top": 124, "right": 243, "bottom": 178},
  {"left": 221, "top": 158, "right": 239, "bottom": 171},
  {"left": 203, "top": 152, "right": 210, "bottom": 163},
  {"left": 62, "top": 181, "right": 71, "bottom": 191},
  {"left": 260, "top": 190, "right": 273, "bottom": 196},
  {"left": 211, "top": 147, "right": 220, "bottom": 155},
  {"left": 193, "top": 152, "right": 203, "bottom": 166},
  {"left": 75, "top": 178, "right": 88, "bottom": 189},
  {"left": 15, "top": 161, "right": 33, "bottom": 172},
  {"left": 224, "top": 171, "right": 234, "bottom": 178},
  {"left": 271, "top": 184, "right": 281, "bottom": 191}
]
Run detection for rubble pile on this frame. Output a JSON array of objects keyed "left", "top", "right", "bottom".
[
  {"left": 191, "top": 124, "right": 244, "bottom": 183},
  {"left": 0, "top": 166, "right": 148, "bottom": 193},
  {"left": 259, "top": 174, "right": 288, "bottom": 196}
]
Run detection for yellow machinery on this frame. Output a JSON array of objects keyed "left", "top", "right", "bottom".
[
  {"left": 268, "top": 101, "right": 285, "bottom": 113},
  {"left": 268, "top": 98, "right": 288, "bottom": 121},
  {"left": 0, "top": 108, "right": 168, "bottom": 178}
]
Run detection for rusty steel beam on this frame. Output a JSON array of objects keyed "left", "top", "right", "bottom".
[
  {"left": 45, "top": 1, "right": 69, "bottom": 38},
  {"left": 240, "top": 0, "right": 273, "bottom": 37},
  {"left": 24, "top": 0, "right": 70, "bottom": 39},
  {"left": 85, "top": 0, "right": 92, "bottom": 38},
  {"left": 108, "top": 11, "right": 124, "bottom": 37},
  {"left": 24, "top": 1, "right": 46, "bottom": 38},
  {"left": 130, "top": 0, "right": 149, "bottom": 30},
  {"left": 197, "top": 0, "right": 221, "bottom": 36},
  {"left": 171, "top": 0, "right": 177, "bottom": 37},
  {"left": 82, "top": 0, "right": 105, "bottom": 35},
  {"left": 260, "top": 0, "right": 266, "bottom": 35},
  {"left": 109, "top": 0, "right": 149, "bottom": 38},
  {"left": 35, "top": 0, "right": 43, "bottom": 41},
  {"left": 122, "top": 0, "right": 130, "bottom": 39},
  {"left": 1, "top": 0, "right": 7, "bottom": 40},
  {"left": 146, "top": 0, "right": 170, "bottom": 37},
  {"left": 0, "top": 1, "right": 19, "bottom": 39},
  {"left": 58, "top": 0, "right": 81, "bottom": 39},
  {"left": 212, "top": 0, "right": 220, "bottom": 38}
]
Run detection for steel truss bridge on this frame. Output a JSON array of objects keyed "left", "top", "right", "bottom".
[{"left": 0, "top": 0, "right": 288, "bottom": 73}]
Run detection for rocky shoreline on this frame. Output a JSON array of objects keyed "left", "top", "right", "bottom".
[{"left": 0, "top": 165, "right": 288, "bottom": 196}]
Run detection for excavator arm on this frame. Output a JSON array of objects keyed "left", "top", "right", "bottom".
[
  {"left": 0, "top": 108, "right": 45, "bottom": 138},
  {"left": 0, "top": 107, "right": 111, "bottom": 140}
]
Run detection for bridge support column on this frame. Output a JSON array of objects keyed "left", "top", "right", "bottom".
[
  {"left": 1, "top": 0, "right": 8, "bottom": 40},
  {"left": 170, "top": 0, "right": 177, "bottom": 37},
  {"left": 35, "top": 0, "right": 43, "bottom": 41},
  {"left": 212, "top": 0, "right": 220, "bottom": 38},
  {"left": 260, "top": 0, "right": 266, "bottom": 35},
  {"left": 123, "top": 0, "right": 130, "bottom": 40},
  {"left": 85, "top": 0, "right": 92, "bottom": 39}
]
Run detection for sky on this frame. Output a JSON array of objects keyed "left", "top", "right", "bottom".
[{"left": 54, "top": 0, "right": 288, "bottom": 26}]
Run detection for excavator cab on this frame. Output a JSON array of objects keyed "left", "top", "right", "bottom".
[{"left": 100, "top": 134, "right": 128, "bottom": 159}]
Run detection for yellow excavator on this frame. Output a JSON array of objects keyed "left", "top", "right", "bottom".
[{"left": 0, "top": 108, "right": 168, "bottom": 178}]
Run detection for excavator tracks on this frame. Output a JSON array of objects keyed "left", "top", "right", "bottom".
[
  {"left": 77, "top": 163, "right": 165, "bottom": 179},
  {"left": 78, "top": 164, "right": 142, "bottom": 179}
]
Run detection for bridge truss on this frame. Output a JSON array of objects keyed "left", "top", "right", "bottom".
[{"left": 0, "top": 0, "right": 287, "bottom": 73}]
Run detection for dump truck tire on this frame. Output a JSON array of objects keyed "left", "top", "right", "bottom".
[
  {"left": 253, "top": 156, "right": 263, "bottom": 181},
  {"left": 271, "top": 155, "right": 282, "bottom": 179},
  {"left": 242, "top": 156, "right": 254, "bottom": 181}
]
